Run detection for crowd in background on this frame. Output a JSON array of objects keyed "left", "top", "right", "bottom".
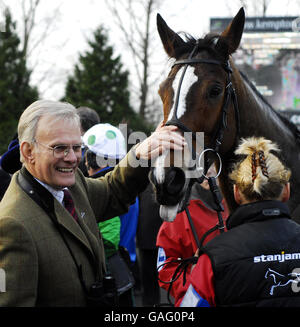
[{"left": 1, "top": 103, "right": 299, "bottom": 307}]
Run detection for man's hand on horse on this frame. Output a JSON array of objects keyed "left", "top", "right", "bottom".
[{"left": 135, "top": 122, "right": 186, "bottom": 160}]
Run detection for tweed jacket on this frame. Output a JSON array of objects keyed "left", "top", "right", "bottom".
[{"left": 0, "top": 149, "right": 149, "bottom": 306}]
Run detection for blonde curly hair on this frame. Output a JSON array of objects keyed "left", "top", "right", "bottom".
[{"left": 229, "top": 137, "right": 291, "bottom": 202}]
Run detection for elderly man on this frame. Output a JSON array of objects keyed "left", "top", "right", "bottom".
[{"left": 0, "top": 100, "right": 185, "bottom": 306}]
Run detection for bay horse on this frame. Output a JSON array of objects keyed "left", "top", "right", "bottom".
[{"left": 149, "top": 8, "right": 300, "bottom": 223}]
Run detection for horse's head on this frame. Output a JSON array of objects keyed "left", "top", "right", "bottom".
[{"left": 150, "top": 8, "right": 245, "bottom": 221}]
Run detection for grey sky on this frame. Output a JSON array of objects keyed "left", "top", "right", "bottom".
[{"left": 1, "top": 0, "right": 300, "bottom": 105}]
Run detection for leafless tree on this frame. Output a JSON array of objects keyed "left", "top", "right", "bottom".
[
  {"left": 104, "top": 0, "right": 166, "bottom": 122},
  {"left": 243, "top": 0, "right": 271, "bottom": 16},
  {"left": 228, "top": 0, "right": 300, "bottom": 16},
  {"left": 225, "top": 0, "right": 270, "bottom": 16},
  {"left": 21, "top": 0, "right": 63, "bottom": 60},
  {"left": 21, "top": 0, "right": 41, "bottom": 58},
  {"left": 0, "top": 0, "right": 66, "bottom": 95},
  {"left": 1, "top": 0, "right": 62, "bottom": 58}
]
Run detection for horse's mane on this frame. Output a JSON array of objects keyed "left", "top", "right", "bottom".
[{"left": 239, "top": 70, "right": 300, "bottom": 143}]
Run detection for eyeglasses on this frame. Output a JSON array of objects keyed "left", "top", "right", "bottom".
[{"left": 34, "top": 141, "right": 83, "bottom": 158}]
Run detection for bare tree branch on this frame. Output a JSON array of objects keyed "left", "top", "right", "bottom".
[
  {"left": 235, "top": 0, "right": 274, "bottom": 15},
  {"left": 105, "top": 0, "right": 163, "bottom": 120},
  {"left": 21, "top": 0, "right": 40, "bottom": 57},
  {"left": 3, "top": 0, "right": 68, "bottom": 98}
]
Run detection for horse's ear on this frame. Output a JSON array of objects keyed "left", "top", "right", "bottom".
[
  {"left": 216, "top": 7, "right": 245, "bottom": 56},
  {"left": 157, "top": 13, "right": 186, "bottom": 58}
]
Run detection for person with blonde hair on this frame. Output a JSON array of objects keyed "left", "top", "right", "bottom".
[
  {"left": 179, "top": 136, "right": 300, "bottom": 307},
  {"left": 229, "top": 137, "right": 291, "bottom": 203}
]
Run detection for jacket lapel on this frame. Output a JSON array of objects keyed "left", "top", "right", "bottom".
[
  {"left": 19, "top": 167, "right": 101, "bottom": 269},
  {"left": 54, "top": 201, "right": 95, "bottom": 258}
]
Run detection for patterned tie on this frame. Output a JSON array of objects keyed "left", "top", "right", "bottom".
[{"left": 63, "top": 189, "right": 78, "bottom": 222}]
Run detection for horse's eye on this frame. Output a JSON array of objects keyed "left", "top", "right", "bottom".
[{"left": 208, "top": 85, "right": 222, "bottom": 98}]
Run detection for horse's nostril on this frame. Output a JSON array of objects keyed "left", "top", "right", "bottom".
[{"left": 165, "top": 167, "right": 185, "bottom": 195}]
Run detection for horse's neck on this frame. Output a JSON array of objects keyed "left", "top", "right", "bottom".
[
  {"left": 238, "top": 79, "right": 293, "bottom": 141},
  {"left": 221, "top": 70, "right": 300, "bottom": 217}
]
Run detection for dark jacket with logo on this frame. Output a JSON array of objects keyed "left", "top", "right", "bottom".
[{"left": 202, "top": 200, "right": 300, "bottom": 306}]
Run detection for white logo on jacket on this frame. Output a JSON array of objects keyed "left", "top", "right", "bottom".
[
  {"left": 254, "top": 251, "right": 300, "bottom": 263},
  {"left": 265, "top": 268, "right": 300, "bottom": 295}
]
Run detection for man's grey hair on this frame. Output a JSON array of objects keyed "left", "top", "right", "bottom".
[{"left": 18, "top": 100, "right": 80, "bottom": 162}]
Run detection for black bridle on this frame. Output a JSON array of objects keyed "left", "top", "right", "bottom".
[
  {"left": 163, "top": 41, "right": 241, "bottom": 245},
  {"left": 165, "top": 41, "right": 240, "bottom": 177}
]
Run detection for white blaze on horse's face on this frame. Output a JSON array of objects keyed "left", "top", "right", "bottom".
[
  {"left": 154, "top": 65, "right": 198, "bottom": 185},
  {"left": 153, "top": 66, "right": 198, "bottom": 222},
  {"left": 168, "top": 65, "right": 198, "bottom": 120},
  {"left": 154, "top": 150, "right": 169, "bottom": 184},
  {"left": 153, "top": 130, "right": 190, "bottom": 182}
]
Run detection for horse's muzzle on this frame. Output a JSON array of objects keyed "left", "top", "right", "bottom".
[{"left": 149, "top": 167, "right": 186, "bottom": 205}]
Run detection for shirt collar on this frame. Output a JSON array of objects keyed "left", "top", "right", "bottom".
[{"left": 34, "top": 178, "right": 67, "bottom": 204}]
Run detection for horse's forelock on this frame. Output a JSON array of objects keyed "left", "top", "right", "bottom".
[
  {"left": 173, "top": 32, "right": 229, "bottom": 61},
  {"left": 173, "top": 34, "right": 195, "bottom": 59}
]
